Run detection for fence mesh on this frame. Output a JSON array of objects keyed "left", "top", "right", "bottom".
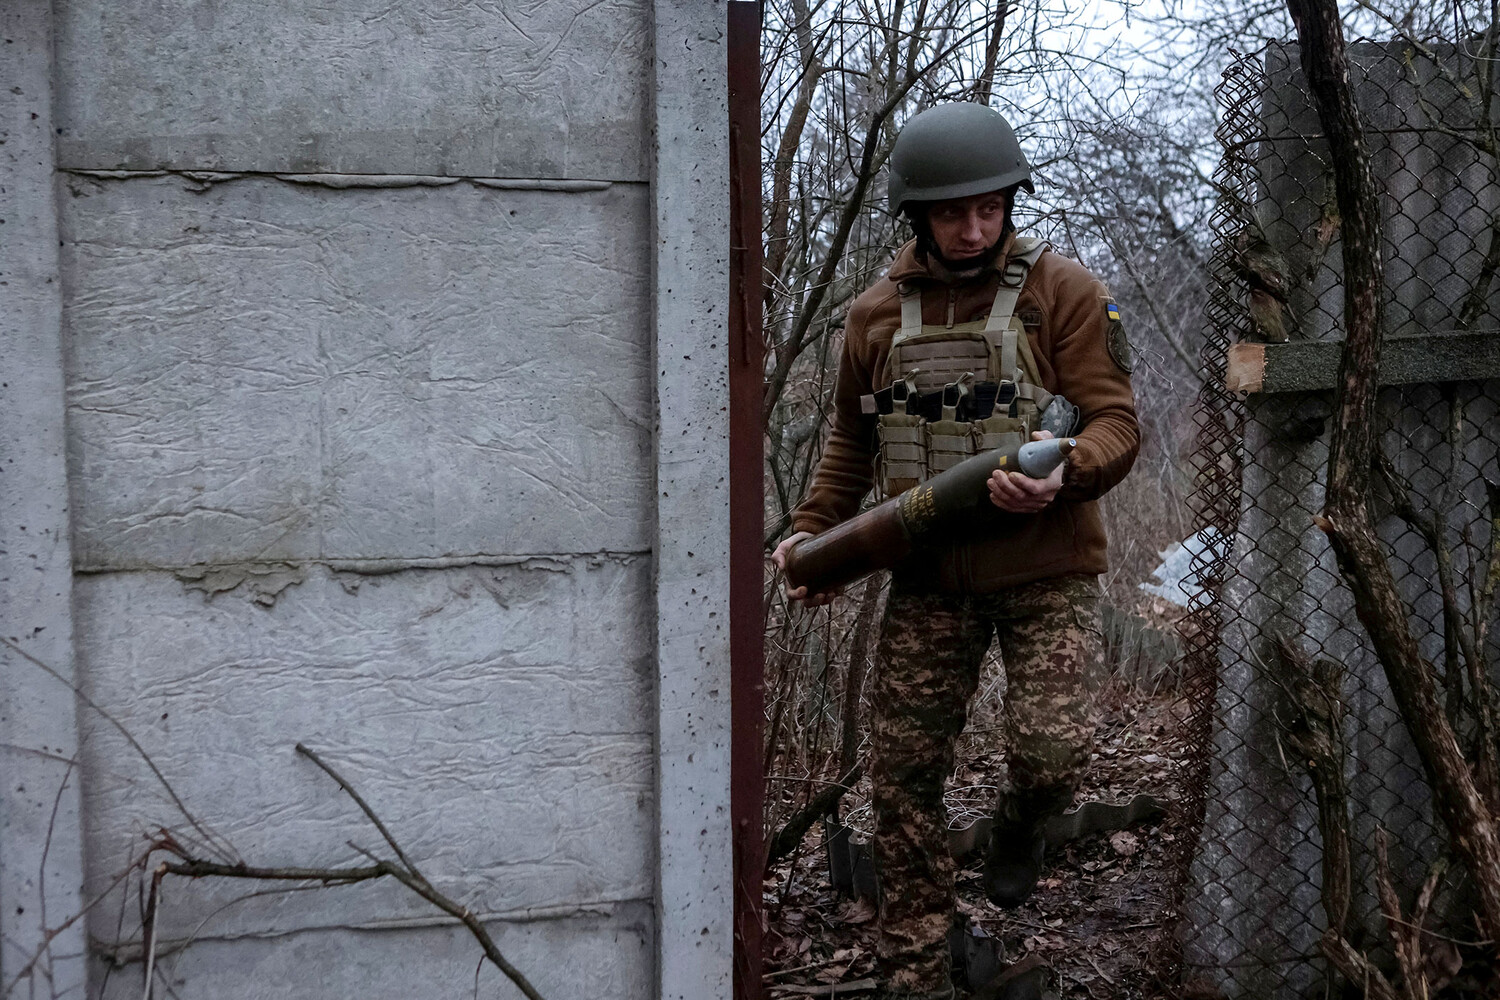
[{"left": 1158, "top": 40, "right": 1500, "bottom": 998}]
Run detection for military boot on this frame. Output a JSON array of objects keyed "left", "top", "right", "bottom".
[{"left": 981, "top": 785, "right": 1073, "bottom": 909}]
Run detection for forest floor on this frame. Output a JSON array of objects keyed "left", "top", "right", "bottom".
[{"left": 762, "top": 671, "right": 1190, "bottom": 999}]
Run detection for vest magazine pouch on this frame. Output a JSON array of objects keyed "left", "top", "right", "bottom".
[
  {"left": 926, "top": 417, "right": 974, "bottom": 476},
  {"left": 974, "top": 414, "right": 1028, "bottom": 453},
  {"left": 877, "top": 413, "right": 927, "bottom": 497},
  {"left": 1017, "top": 398, "right": 1041, "bottom": 430}
]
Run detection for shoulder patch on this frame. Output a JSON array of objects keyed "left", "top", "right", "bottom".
[
  {"left": 1019, "top": 308, "right": 1043, "bottom": 329},
  {"left": 1102, "top": 298, "right": 1133, "bottom": 373}
]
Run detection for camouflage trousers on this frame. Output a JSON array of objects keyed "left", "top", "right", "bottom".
[{"left": 871, "top": 573, "right": 1102, "bottom": 992}]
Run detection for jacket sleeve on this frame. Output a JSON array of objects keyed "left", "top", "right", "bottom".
[
  {"left": 790, "top": 307, "right": 880, "bottom": 535},
  {"left": 1048, "top": 273, "right": 1140, "bottom": 502}
]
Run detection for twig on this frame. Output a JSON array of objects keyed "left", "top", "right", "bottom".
[
  {"left": 1317, "top": 929, "right": 1399, "bottom": 1000},
  {"left": 1410, "top": 857, "right": 1448, "bottom": 942},
  {"left": 764, "top": 953, "right": 865, "bottom": 980},
  {"left": 770, "top": 978, "right": 878, "bottom": 996},
  {"left": 162, "top": 859, "right": 550, "bottom": 1000},
  {"left": 162, "top": 859, "right": 389, "bottom": 882},
  {"left": 1380, "top": 915, "right": 1490, "bottom": 949},
  {"left": 294, "top": 743, "right": 422, "bottom": 879},
  {"left": 36, "top": 758, "right": 77, "bottom": 994},
  {"left": 1376, "top": 451, "right": 1500, "bottom": 806},
  {"left": 372, "top": 857, "right": 546, "bottom": 1000},
  {"left": 140, "top": 868, "right": 163, "bottom": 1000}
]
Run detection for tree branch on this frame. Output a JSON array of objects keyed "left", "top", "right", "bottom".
[
  {"left": 971, "top": 1, "right": 1009, "bottom": 105},
  {"left": 295, "top": 742, "right": 423, "bottom": 879}
]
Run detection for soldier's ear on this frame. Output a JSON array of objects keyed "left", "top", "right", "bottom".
[
  {"left": 1003, "top": 184, "right": 1021, "bottom": 229},
  {"left": 903, "top": 204, "right": 931, "bottom": 235}
]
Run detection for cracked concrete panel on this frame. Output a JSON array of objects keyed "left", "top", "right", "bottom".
[
  {"left": 61, "top": 174, "right": 651, "bottom": 568},
  {"left": 75, "top": 560, "right": 654, "bottom": 942},
  {"left": 54, "top": 0, "right": 651, "bottom": 180},
  {"left": 94, "top": 902, "right": 653, "bottom": 1000}
]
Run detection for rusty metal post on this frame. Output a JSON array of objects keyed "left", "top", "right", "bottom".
[{"left": 728, "top": 3, "right": 765, "bottom": 1000}]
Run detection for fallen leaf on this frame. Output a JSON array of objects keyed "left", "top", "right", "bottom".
[
  {"left": 836, "top": 898, "right": 877, "bottom": 925},
  {"left": 1110, "top": 831, "right": 1141, "bottom": 857}
]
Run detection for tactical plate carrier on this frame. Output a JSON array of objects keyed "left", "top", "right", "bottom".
[{"left": 862, "top": 238, "right": 1077, "bottom": 498}]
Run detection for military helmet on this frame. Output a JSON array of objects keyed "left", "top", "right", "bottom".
[{"left": 888, "top": 103, "right": 1034, "bottom": 216}]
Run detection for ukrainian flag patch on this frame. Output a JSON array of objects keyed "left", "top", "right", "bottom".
[{"left": 1102, "top": 297, "right": 1133, "bottom": 373}]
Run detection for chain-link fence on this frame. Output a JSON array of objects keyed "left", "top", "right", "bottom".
[{"left": 1159, "top": 39, "right": 1500, "bottom": 998}]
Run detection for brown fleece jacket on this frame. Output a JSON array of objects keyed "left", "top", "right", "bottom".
[{"left": 791, "top": 235, "right": 1140, "bottom": 592}]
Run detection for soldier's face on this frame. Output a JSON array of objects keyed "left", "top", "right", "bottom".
[{"left": 926, "top": 189, "right": 1010, "bottom": 263}]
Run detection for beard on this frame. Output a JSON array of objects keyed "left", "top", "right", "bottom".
[{"left": 926, "top": 235, "right": 1007, "bottom": 280}]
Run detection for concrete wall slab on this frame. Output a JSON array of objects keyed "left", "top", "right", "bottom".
[
  {"left": 54, "top": 0, "right": 651, "bottom": 180},
  {"left": 61, "top": 175, "right": 652, "bottom": 569},
  {"left": 76, "top": 560, "right": 653, "bottom": 940}
]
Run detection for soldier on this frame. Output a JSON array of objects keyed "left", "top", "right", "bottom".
[{"left": 772, "top": 103, "right": 1139, "bottom": 999}]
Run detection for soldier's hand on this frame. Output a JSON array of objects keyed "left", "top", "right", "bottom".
[
  {"left": 987, "top": 430, "right": 1065, "bottom": 513},
  {"left": 771, "top": 531, "right": 843, "bottom": 606}
]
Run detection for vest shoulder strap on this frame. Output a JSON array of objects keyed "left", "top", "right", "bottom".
[
  {"left": 894, "top": 287, "right": 924, "bottom": 348},
  {"left": 983, "top": 238, "right": 1047, "bottom": 335},
  {"left": 985, "top": 239, "right": 1047, "bottom": 379}
]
